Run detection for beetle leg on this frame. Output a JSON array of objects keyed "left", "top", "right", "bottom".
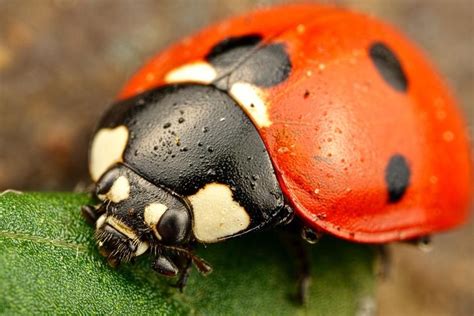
[
  {"left": 166, "top": 248, "right": 194, "bottom": 291},
  {"left": 279, "top": 221, "right": 312, "bottom": 305},
  {"left": 152, "top": 255, "right": 179, "bottom": 277},
  {"left": 174, "top": 256, "right": 193, "bottom": 292},
  {"left": 156, "top": 244, "right": 212, "bottom": 291},
  {"left": 81, "top": 204, "right": 105, "bottom": 226},
  {"left": 295, "top": 235, "right": 311, "bottom": 305},
  {"left": 375, "top": 245, "right": 391, "bottom": 280},
  {"left": 151, "top": 252, "right": 193, "bottom": 291},
  {"left": 404, "top": 235, "right": 433, "bottom": 252},
  {"left": 270, "top": 204, "right": 295, "bottom": 227},
  {"left": 301, "top": 226, "right": 323, "bottom": 244}
]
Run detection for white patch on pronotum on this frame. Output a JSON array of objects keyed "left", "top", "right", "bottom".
[
  {"left": 135, "top": 241, "right": 150, "bottom": 256},
  {"left": 144, "top": 203, "right": 168, "bottom": 239},
  {"left": 98, "top": 176, "right": 130, "bottom": 203},
  {"left": 229, "top": 82, "right": 272, "bottom": 128},
  {"left": 165, "top": 61, "right": 217, "bottom": 84},
  {"left": 90, "top": 125, "right": 129, "bottom": 181},
  {"left": 188, "top": 183, "right": 251, "bottom": 243}
]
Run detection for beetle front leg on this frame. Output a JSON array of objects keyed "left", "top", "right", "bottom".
[
  {"left": 152, "top": 254, "right": 192, "bottom": 291},
  {"left": 152, "top": 255, "right": 179, "bottom": 277},
  {"left": 375, "top": 245, "right": 391, "bottom": 279},
  {"left": 404, "top": 235, "right": 433, "bottom": 252},
  {"left": 173, "top": 256, "right": 192, "bottom": 292},
  {"left": 294, "top": 233, "right": 311, "bottom": 305},
  {"left": 81, "top": 204, "right": 105, "bottom": 226},
  {"left": 279, "top": 220, "right": 313, "bottom": 305},
  {"left": 272, "top": 204, "right": 295, "bottom": 227}
]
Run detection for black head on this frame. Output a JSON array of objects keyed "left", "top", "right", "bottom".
[{"left": 92, "top": 164, "right": 193, "bottom": 265}]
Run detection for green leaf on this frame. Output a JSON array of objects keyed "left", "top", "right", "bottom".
[{"left": 0, "top": 192, "right": 375, "bottom": 315}]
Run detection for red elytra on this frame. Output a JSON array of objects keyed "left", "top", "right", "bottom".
[{"left": 117, "top": 4, "right": 472, "bottom": 243}]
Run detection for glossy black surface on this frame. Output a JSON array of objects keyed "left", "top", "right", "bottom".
[
  {"left": 158, "top": 206, "right": 191, "bottom": 244},
  {"left": 97, "top": 84, "right": 285, "bottom": 234},
  {"left": 153, "top": 255, "right": 179, "bottom": 276}
]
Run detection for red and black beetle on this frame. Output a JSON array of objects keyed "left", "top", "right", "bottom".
[{"left": 82, "top": 4, "right": 472, "bottom": 292}]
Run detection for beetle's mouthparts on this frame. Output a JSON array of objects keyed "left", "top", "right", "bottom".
[{"left": 95, "top": 223, "right": 140, "bottom": 266}]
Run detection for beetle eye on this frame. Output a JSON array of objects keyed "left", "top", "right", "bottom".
[
  {"left": 96, "top": 168, "right": 121, "bottom": 195},
  {"left": 157, "top": 208, "right": 191, "bottom": 244}
]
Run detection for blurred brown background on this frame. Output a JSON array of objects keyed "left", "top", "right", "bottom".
[{"left": 0, "top": 1, "right": 472, "bottom": 315}]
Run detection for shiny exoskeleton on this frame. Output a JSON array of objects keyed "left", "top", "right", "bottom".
[
  {"left": 82, "top": 85, "right": 292, "bottom": 284},
  {"left": 83, "top": 4, "right": 471, "bottom": 294}
]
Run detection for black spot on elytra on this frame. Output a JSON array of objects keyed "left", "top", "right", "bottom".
[
  {"left": 205, "top": 34, "right": 291, "bottom": 89},
  {"left": 385, "top": 154, "right": 410, "bottom": 203},
  {"left": 369, "top": 42, "right": 408, "bottom": 92},
  {"left": 206, "top": 34, "right": 263, "bottom": 61}
]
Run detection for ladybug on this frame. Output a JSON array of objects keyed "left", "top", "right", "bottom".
[{"left": 82, "top": 4, "right": 472, "bottom": 291}]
